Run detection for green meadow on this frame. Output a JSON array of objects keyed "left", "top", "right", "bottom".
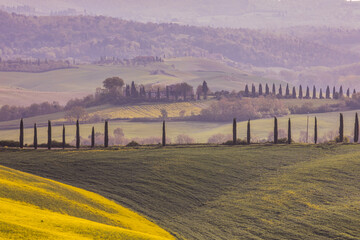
[{"left": 1, "top": 144, "right": 359, "bottom": 239}]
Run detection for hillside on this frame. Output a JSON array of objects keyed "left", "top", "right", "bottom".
[
  {"left": 0, "top": 165, "right": 174, "bottom": 239},
  {"left": 1, "top": 145, "right": 359, "bottom": 239},
  {"left": 0, "top": 10, "right": 358, "bottom": 68},
  {"left": 0, "top": 57, "right": 284, "bottom": 95}
]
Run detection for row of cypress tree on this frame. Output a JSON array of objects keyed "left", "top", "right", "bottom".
[
  {"left": 18, "top": 113, "right": 360, "bottom": 148},
  {"left": 232, "top": 113, "right": 359, "bottom": 144},
  {"left": 244, "top": 83, "right": 356, "bottom": 99},
  {"left": 19, "top": 119, "right": 167, "bottom": 149}
]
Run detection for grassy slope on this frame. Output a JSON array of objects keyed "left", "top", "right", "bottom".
[
  {"left": 0, "top": 165, "right": 174, "bottom": 240},
  {"left": 0, "top": 145, "right": 359, "bottom": 239},
  {"left": 0, "top": 57, "right": 285, "bottom": 93},
  {"left": 0, "top": 109, "right": 358, "bottom": 144}
]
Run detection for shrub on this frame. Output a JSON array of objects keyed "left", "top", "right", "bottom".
[
  {"left": 0, "top": 140, "right": 20, "bottom": 147},
  {"left": 335, "top": 136, "right": 350, "bottom": 143},
  {"left": 126, "top": 141, "right": 140, "bottom": 147},
  {"left": 224, "top": 139, "right": 247, "bottom": 145},
  {"left": 175, "top": 134, "right": 195, "bottom": 144}
]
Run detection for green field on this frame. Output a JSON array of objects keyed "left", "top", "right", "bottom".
[
  {"left": 1, "top": 109, "right": 358, "bottom": 145},
  {"left": 0, "top": 57, "right": 284, "bottom": 93},
  {"left": 1, "top": 144, "right": 359, "bottom": 239},
  {"left": 0, "top": 165, "right": 174, "bottom": 239}
]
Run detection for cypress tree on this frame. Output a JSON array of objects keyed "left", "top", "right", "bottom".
[
  {"left": 353, "top": 89, "right": 357, "bottom": 97},
  {"left": 91, "top": 126, "right": 95, "bottom": 148},
  {"left": 285, "top": 84, "right": 290, "bottom": 97},
  {"left": 333, "top": 86, "right": 336, "bottom": 99},
  {"left": 19, "top": 118, "right": 24, "bottom": 149},
  {"left": 305, "top": 86, "right": 310, "bottom": 99},
  {"left": 278, "top": 85, "right": 283, "bottom": 97},
  {"left": 157, "top": 88, "right": 160, "bottom": 100},
  {"left": 76, "top": 119, "right": 80, "bottom": 149},
  {"left": 354, "top": 113, "right": 359, "bottom": 143},
  {"left": 312, "top": 86, "right": 316, "bottom": 99},
  {"left": 162, "top": 120, "right": 166, "bottom": 146},
  {"left": 104, "top": 121, "right": 109, "bottom": 148},
  {"left": 251, "top": 84, "right": 256, "bottom": 97},
  {"left": 319, "top": 89, "right": 323, "bottom": 99},
  {"left": 244, "top": 84, "right": 249, "bottom": 97},
  {"left": 48, "top": 120, "right": 52, "bottom": 150},
  {"left": 347, "top": 88, "right": 350, "bottom": 98},
  {"left": 265, "top": 83, "right": 270, "bottom": 95},
  {"left": 259, "top": 83, "right": 263, "bottom": 96},
  {"left": 62, "top": 125, "right": 65, "bottom": 149},
  {"left": 288, "top": 118, "right": 291, "bottom": 144},
  {"left": 202, "top": 81, "right": 209, "bottom": 99},
  {"left": 233, "top": 118, "right": 237, "bottom": 145},
  {"left": 299, "top": 85, "right": 303, "bottom": 99},
  {"left": 292, "top": 87, "right": 297, "bottom": 99},
  {"left": 274, "top": 117, "right": 278, "bottom": 144},
  {"left": 339, "top": 86, "right": 343, "bottom": 98},
  {"left": 33, "top": 123, "right": 37, "bottom": 150},
  {"left": 247, "top": 119, "right": 251, "bottom": 145},
  {"left": 339, "top": 113, "right": 344, "bottom": 143},
  {"left": 166, "top": 86, "right": 170, "bottom": 100},
  {"left": 272, "top": 83, "right": 276, "bottom": 95},
  {"left": 314, "top": 117, "right": 318, "bottom": 144},
  {"left": 326, "top": 86, "right": 330, "bottom": 99}
]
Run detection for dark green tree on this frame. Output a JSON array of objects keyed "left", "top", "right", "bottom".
[
  {"left": 247, "top": 119, "right": 251, "bottom": 145},
  {"left": 305, "top": 86, "right": 310, "bottom": 99},
  {"left": 233, "top": 118, "right": 237, "bottom": 145},
  {"left": 354, "top": 113, "right": 359, "bottom": 143},
  {"left": 76, "top": 119, "right": 80, "bottom": 149},
  {"left": 157, "top": 88, "right": 160, "bottom": 100},
  {"left": 346, "top": 88, "right": 350, "bottom": 98},
  {"left": 91, "top": 126, "right": 95, "bottom": 148},
  {"left": 166, "top": 86, "right": 170, "bottom": 100},
  {"left": 292, "top": 87, "right": 297, "bottom": 99},
  {"left": 202, "top": 81, "right": 209, "bottom": 99},
  {"left": 33, "top": 123, "right": 37, "bottom": 150},
  {"left": 62, "top": 124, "right": 65, "bottom": 149},
  {"left": 333, "top": 86, "right": 336, "bottom": 99},
  {"left": 244, "top": 84, "right": 249, "bottom": 97},
  {"left": 162, "top": 120, "right": 166, "bottom": 146},
  {"left": 259, "top": 83, "right": 263, "bottom": 96},
  {"left": 265, "top": 83, "right": 270, "bottom": 95},
  {"left": 339, "top": 86, "right": 343, "bottom": 98},
  {"left": 353, "top": 89, "right": 357, "bottom": 97},
  {"left": 314, "top": 117, "right": 318, "bottom": 144},
  {"left": 319, "top": 89, "right": 323, "bottom": 99},
  {"left": 251, "top": 84, "right": 256, "bottom": 97},
  {"left": 339, "top": 113, "right": 344, "bottom": 143},
  {"left": 278, "top": 85, "right": 283, "bottom": 97},
  {"left": 48, "top": 120, "right": 52, "bottom": 150},
  {"left": 326, "top": 86, "right": 330, "bottom": 99},
  {"left": 131, "top": 81, "right": 138, "bottom": 97},
  {"left": 285, "top": 84, "right": 290, "bottom": 97},
  {"left": 104, "top": 121, "right": 109, "bottom": 148},
  {"left": 312, "top": 86, "right": 316, "bottom": 99},
  {"left": 125, "top": 85, "right": 130, "bottom": 97},
  {"left": 288, "top": 118, "right": 291, "bottom": 144},
  {"left": 272, "top": 83, "right": 276, "bottom": 95},
  {"left": 19, "top": 118, "right": 24, "bottom": 149},
  {"left": 274, "top": 117, "right": 278, "bottom": 144},
  {"left": 299, "top": 85, "right": 303, "bottom": 99}
]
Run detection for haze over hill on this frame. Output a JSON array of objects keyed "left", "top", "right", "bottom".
[{"left": 2, "top": 0, "right": 360, "bottom": 28}]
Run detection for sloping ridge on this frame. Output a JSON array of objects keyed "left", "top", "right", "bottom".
[{"left": 0, "top": 165, "right": 174, "bottom": 240}]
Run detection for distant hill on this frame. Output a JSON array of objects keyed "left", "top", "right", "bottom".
[{"left": 0, "top": 10, "right": 358, "bottom": 68}]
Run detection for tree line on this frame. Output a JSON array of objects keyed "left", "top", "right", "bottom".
[
  {"left": 16, "top": 112, "right": 359, "bottom": 149},
  {"left": 242, "top": 83, "right": 356, "bottom": 99}
]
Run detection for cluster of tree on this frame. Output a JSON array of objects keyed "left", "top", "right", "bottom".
[
  {"left": 242, "top": 83, "right": 356, "bottom": 100},
  {"left": 0, "top": 58, "right": 73, "bottom": 73},
  {"left": 199, "top": 97, "right": 289, "bottom": 122},
  {"left": 95, "top": 56, "right": 163, "bottom": 66},
  {"left": 67, "top": 77, "right": 210, "bottom": 108},
  {"left": 0, "top": 10, "right": 358, "bottom": 68},
  {"left": 0, "top": 102, "right": 62, "bottom": 121}
]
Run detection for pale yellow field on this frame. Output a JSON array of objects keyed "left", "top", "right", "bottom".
[
  {"left": 87, "top": 101, "right": 213, "bottom": 119},
  {"left": 0, "top": 165, "right": 174, "bottom": 240}
]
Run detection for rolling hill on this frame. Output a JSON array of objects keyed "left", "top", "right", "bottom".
[
  {"left": 0, "top": 165, "right": 175, "bottom": 239},
  {"left": 0, "top": 144, "right": 359, "bottom": 239},
  {"left": 0, "top": 9, "right": 358, "bottom": 68}
]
